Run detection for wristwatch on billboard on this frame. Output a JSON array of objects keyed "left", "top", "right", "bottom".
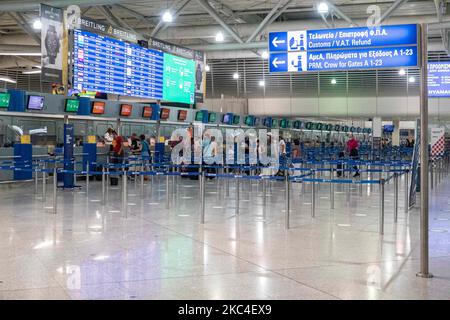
[{"left": 45, "top": 25, "right": 60, "bottom": 65}]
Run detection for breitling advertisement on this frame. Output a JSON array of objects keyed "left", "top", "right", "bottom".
[
  {"left": 41, "top": 4, "right": 63, "bottom": 83},
  {"left": 195, "top": 53, "right": 206, "bottom": 104}
]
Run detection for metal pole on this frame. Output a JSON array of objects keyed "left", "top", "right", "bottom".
[
  {"left": 311, "top": 172, "right": 316, "bottom": 218},
  {"left": 235, "top": 176, "right": 240, "bottom": 216},
  {"left": 53, "top": 165, "right": 57, "bottom": 215},
  {"left": 165, "top": 173, "right": 170, "bottom": 209},
  {"left": 418, "top": 22, "right": 432, "bottom": 278},
  {"left": 394, "top": 173, "right": 398, "bottom": 223},
  {"left": 43, "top": 162, "right": 47, "bottom": 199},
  {"left": 285, "top": 173, "right": 290, "bottom": 229},
  {"left": 85, "top": 161, "right": 89, "bottom": 194},
  {"left": 73, "top": 158, "right": 76, "bottom": 187},
  {"left": 200, "top": 171, "right": 206, "bottom": 224},
  {"left": 34, "top": 165, "right": 38, "bottom": 194},
  {"left": 330, "top": 180, "right": 334, "bottom": 209},
  {"left": 379, "top": 179, "right": 385, "bottom": 235},
  {"left": 122, "top": 169, "right": 127, "bottom": 218},
  {"left": 102, "top": 167, "right": 106, "bottom": 205},
  {"left": 404, "top": 168, "right": 409, "bottom": 214},
  {"left": 262, "top": 177, "right": 267, "bottom": 207},
  {"left": 226, "top": 167, "right": 230, "bottom": 197},
  {"left": 141, "top": 162, "right": 144, "bottom": 196}
]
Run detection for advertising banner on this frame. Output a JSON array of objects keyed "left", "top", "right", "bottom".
[
  {"left": 41, "top": 4, "right": 64, "bottom": 83},
  {"left": 428, "top": 62, "right": 450, "bottom": 97},
  {"left": 431, "top": 127, "right": 445, "bottom": 159}
]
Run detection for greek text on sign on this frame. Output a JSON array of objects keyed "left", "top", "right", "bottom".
[
  {"left": 268, "top": 24, "right": 418, "bottom": 73},
  {"left": 269, "top": 24, "right": 417, "bottom": 52}
]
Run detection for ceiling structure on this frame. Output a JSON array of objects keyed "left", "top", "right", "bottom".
[{"left": 0, "top": 0, "right": 449, "bottom": 98}]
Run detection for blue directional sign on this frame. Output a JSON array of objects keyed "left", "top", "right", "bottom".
[
  {"left": 428, "top": 62, "right": 450, "bottom": 97},
  {"left": 269, "top": 32, "right": 288, "bottom": 52},
  {"left": 268, "top": 24, "right": 419, "bottom": 73},
  {"left": 269, "top": 53, "right": 288, "bottom": 72},
  {"left": 306, "top": 46, "right": 418, "bottom": 71}
]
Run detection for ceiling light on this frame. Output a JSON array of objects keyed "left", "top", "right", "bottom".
[
  {"left": 233, "top": 72, "right": 239, "bottom": 80},
  {"left": 259, "top": 80, "right": 265, "bottom": 87},
  {"left": 22, "top": 69, "right": 41, "bottom": 74},
  {"left": 261, "top": 50, "right": 269, "bottom": 59},
  {"left": 408, "top": 76, "right": 415, "bottom": 83},
  {"left": 33, "top": 19, "right": 42, "bottom": 30},
  {"left": 0, "top": 76, "right": 17, "bottom": 84},
  {"left": 162, "top": 10, "right": 173, "bottom": 23},
  {"left": 398, "top": 68, "right": 406, "bottom": 76},
  {"left": 331, "top": 78, "right": 337, "bottom": 84},
  {"left": 215, "top": 31, "right": 224, "bottom": 42},
  {"left": 205, "top": 64, "right": 210, "bottom": 72},
  {"left": 318, "top": 2, "right": 329, "bottom": 14}
]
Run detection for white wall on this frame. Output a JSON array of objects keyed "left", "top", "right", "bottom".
[{"left": 244, "top": 96, "right": 450, "bottom": 118}]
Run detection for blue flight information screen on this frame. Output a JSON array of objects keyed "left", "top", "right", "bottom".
[
  {"left": 73, "top": 29, "right": 164, "bottom": 99},
  {"left": 428, "top": 62, "right": 450, "bottom": 97},
  {"left": 268, "top": 24, "right": 418, "bottom": 73}
]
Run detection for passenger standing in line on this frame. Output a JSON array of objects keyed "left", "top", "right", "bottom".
[
  {"left": 110, "top": 134, "right": 124, "bottom": 186},
  {"left": 347, "top": 134, "right": 360, "bottom": 178},
  {"left": 291, "top": 139, "right": 302, "bottom": 173},
  {"left": 276, "top": 135, "right": 287, "bottom": 177},
  {"left": 140, "top": 134, "right": 150, "bottom": 180},
  {"left": 104, "top": 128, "right": 114, "bottom": 150}
]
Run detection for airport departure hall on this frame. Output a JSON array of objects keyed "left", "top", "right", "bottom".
[{"left": 0, "top": 0, "right": 449, "bottom": 303}]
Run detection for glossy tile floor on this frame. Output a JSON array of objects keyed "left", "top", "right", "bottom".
[{"left": 0, "top": 173, "right": 449, "bottom": 300}]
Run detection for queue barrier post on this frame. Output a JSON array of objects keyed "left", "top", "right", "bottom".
[
  {"left": 200, "top": 171, "right": 206, "bottom": 224},
  {"left": 394, "top": 173, "right": 398, "bottom": 223},
  {"left": 311, "top": 172, "right": 316, "bottom": 218},
  {"left": 285, "top": 173, "right": 290, "bottom": 230},
  {"left": 235, "top": 175, "right": 240, "bottom": 217},
  {"left": 43, "top": 162, "right": 47, "bottom": 200},
  {"left": 85, "top": 161, "right": 89, "bottom": 194},
  {"left": 102, "top": 167, "right": 106, "bottom": 206},
  {"left": 165, "top": 173, "right": 170, "bottom": 209},
  {"left": 122, "top": 169, "right": 128, "bottom": 218},
  {"left": 330, "top": 180, "right": 334, "bottom": 210},
  {"left": 379, "top": 178, "right": 385, "bottom": 235},
  {"left": 34, "top": 165, "right": 38, "bottom": 194},
  {"left": 53, "top": 166, "right": 57, "bottom": 215},
  {"left": 141, "top": 162, "right": 144, "bottom": 196},
  {"left": 404, "top": 168, "right": 409, "bottom": 214},
  {"left": 262, "top": 177, "right": 267, "bottom": 207}
]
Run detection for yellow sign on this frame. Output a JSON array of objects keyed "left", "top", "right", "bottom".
[
  {"left": 159, "top": 137, "right": 165, "bottom": 143},
  {"left": 87, "top": 135, "right": 96, "bottom": 144},
  {"left": 20, "top": 135, "right": 31, "bottom": 144}
]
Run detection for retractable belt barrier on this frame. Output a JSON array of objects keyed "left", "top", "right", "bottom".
[{"left": 0, "top": 155, "right": 424, "bottom": 236}]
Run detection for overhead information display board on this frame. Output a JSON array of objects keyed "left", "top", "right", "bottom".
[
  {"left": 428, "top": 62, "right": 450, "bottom": 97},
  {"left": 163, "top": 54, "right": 195, "bottom": 104},
  {"left": 268, "top": 24, "right": 418, "bottom": 73},
  {"left": 73, "top": 29, "right": 196, "bottom": 104}
]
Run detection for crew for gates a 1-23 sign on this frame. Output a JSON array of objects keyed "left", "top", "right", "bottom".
[{"left": 268, "top": 24, "right": 418, "bottom": 73}]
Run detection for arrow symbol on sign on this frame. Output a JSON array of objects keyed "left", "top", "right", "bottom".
[
  {"left": 272, "top": 37, "right": 285, "bottom": 48},
  {"left": 272, "top": 57, "right": 286, "bottom": 68}
]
